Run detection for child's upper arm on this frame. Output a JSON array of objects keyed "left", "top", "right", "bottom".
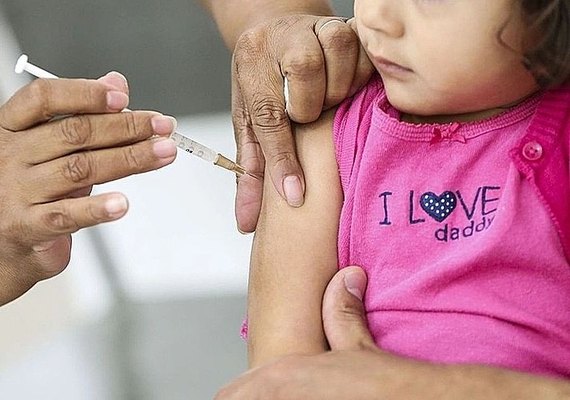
[{"left": 247, "top": 109, "right": 342, "bottom": 367}]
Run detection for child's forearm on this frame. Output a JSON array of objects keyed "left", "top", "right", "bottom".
[
  {"left": 246, "top": 111, "right": 342, "bottom": 367},
  {"left": 200, "top": 0, "right": 334, "bottom": 49}
]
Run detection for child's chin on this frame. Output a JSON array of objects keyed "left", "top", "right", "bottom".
[
  {"left": 386, "top": 93, "right": 433, "bottom": 117},
  {"left": 385, "top": 89, "right": 460, "bottom": 118}
]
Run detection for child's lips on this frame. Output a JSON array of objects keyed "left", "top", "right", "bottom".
[{"left": 373, "top": 56, "right": 413, "bottom": 77}]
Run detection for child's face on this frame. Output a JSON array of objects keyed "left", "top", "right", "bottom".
[{"left": 355, "top": 0, "right": 539, "bottom": 118}]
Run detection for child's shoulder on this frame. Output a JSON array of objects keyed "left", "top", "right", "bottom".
[
  {"left": 532, "top": 83, "right": 570, "bottom": 142},
  {"left": 336, "top": 74, "right": 385, "bottom": 119},
  {"left": 333, "top": 74, "right": 385, "bottom": 145},
  {"left": 545, "top": 81, "right": 570, "bottom": 102},
  {"left": 293, "top": 74, "right": 385, "bottom": 141},
  {"left": 539, "top": 83, "right": 570, "bottom": 119}
]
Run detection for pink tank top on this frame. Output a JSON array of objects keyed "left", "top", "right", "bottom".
[{"left": 334, "top": 76, "right": 570, "bottom": 377}]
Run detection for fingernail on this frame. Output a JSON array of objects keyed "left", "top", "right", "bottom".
[
  {"left": 283, "top": 175, "right": 304, "bottom": 207},
  {"left": 237, "top": 226, "right": 253, "bottom": 235},
  {"left": 106, "top": 91, "right": 129, "bottom": 111},
  {"left": 152, "top": 138, "right": 177, "bottom": 158},
  {"left": 105, "top": 195, "right": 128, "bottom": 217},
  {"left": 344, "top": 271, "right": 365, "bottom": 301},
  {"left": 105, "top": 71, "right": 129, "bottom": 91},
  {"left": 151, "top": 115, "right": 177, "bottom": 136}
]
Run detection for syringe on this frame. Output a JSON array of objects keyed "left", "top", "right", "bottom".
[{"left": 14, "top": 54, "right": 247, "bottom": 177}]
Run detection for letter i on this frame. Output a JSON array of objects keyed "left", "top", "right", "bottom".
[{"left": 379, "top": 192, "right": 392, "bottom": 226}]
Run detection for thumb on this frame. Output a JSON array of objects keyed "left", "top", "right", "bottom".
[
  {"left": 231, "top": 62, "right": 265, "bottom": 233},
  {"left": 232, "top": 42, "right": 306, "bottom": 209},
  {"left": 322, "top": 266, "right": 376, "bottom": 351}
]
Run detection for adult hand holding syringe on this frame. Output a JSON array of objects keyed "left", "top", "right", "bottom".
[
  {"left": 15, "top": 54, "right": 248, "bottom": 176},
  {"left": 0, "top": 62, "right": 181, "bottom": 304}
]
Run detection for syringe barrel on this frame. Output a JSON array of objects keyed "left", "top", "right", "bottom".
[{"left": 170, "top": 132, "right": 217, "bottom": 162}]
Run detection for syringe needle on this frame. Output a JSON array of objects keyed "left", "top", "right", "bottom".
[{"left": 15, "top": 54, "right": 249, "bottom": 177}]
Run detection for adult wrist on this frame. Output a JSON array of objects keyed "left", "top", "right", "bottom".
[
  {"left": 0, "top": 260, "right": 34, "bottom": 306},
  {"left": 206, "top": 0, "right": 335, "bottom": 49}
]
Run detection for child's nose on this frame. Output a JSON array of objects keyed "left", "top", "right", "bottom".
[{"left": 357, "top": 0, "right": 405, "bottom": 38}]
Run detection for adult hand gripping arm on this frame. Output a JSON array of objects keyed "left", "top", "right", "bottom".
[
  {"left": 202, "top": 0, "right": 375, "bottom": 231},
  {"left": 216, "top": 266, "right": 570, "bottom": 400}
]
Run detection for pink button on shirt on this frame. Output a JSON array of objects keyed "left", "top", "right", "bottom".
[{"left": 334, "top": 76, "right": 570, "bottom": 377}]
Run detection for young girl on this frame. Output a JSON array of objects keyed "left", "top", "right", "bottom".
[{"left": 246, "top": 0, "right": 570, "bottom": 378}]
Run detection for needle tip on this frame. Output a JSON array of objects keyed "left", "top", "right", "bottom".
[{"left": 245, "top": 171, "right": 262, "bottom": 180}]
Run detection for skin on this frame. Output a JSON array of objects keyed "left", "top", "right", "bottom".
[
  {"left": 245, "top": 110, "right": 340, "bottom": 367},
  {"left": 0, "top": 73, "right": 177, "bottom": 305},
  {"left": 354, "top": 0, "right": 538, "bottom": 122},
  {"left": 218, "top": 0, "right": 570, "bottom": 397},
  {"left": 201, "top": 0, "right": 375, "bottom": 231}
]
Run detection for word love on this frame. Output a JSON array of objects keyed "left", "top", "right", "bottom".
[
  {"left": 378, "top": 186, "right": 501, "bottom": 243},
  {"left": 378, "top": 186, "right": 500, "bottom": 225}
]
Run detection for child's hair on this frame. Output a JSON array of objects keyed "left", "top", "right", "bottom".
[{"left": 520, "top": 0, "right": 570, "bottom": 87}]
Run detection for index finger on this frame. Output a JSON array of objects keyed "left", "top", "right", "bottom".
[
  {"left": 0, "top": 78, "right": 129, "bottom": 132},
  {"left": 22, "top": 111, "right": 172, "bottom": 165},
  {"left": 232, "top": 66, "right": 265, "bottom": 232}
]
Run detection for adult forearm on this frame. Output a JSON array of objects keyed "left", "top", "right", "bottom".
[
  {"left": 333, "top": 350, "right": 570, "bottom": 400},
  {"left": 394, "top": 355, "right": 570, "bottom": 400},
  {"left": 200, "top": 0, "right": 334, "bottom": 49},
  {"left": 442, "top": 363, "right": 570, "bottom": 400}
]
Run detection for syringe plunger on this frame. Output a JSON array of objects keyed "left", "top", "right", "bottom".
[{"left": 15, "top": 54, "right": 58, "bottom": 79}]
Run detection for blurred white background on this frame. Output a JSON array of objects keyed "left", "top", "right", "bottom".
[{"left": 0, "top": 1, "right": 354, "bottom": 398}]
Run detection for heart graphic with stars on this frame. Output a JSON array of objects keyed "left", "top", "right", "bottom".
[{"left": 420, "top": 191, "right": 457, "bottom": 222}]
